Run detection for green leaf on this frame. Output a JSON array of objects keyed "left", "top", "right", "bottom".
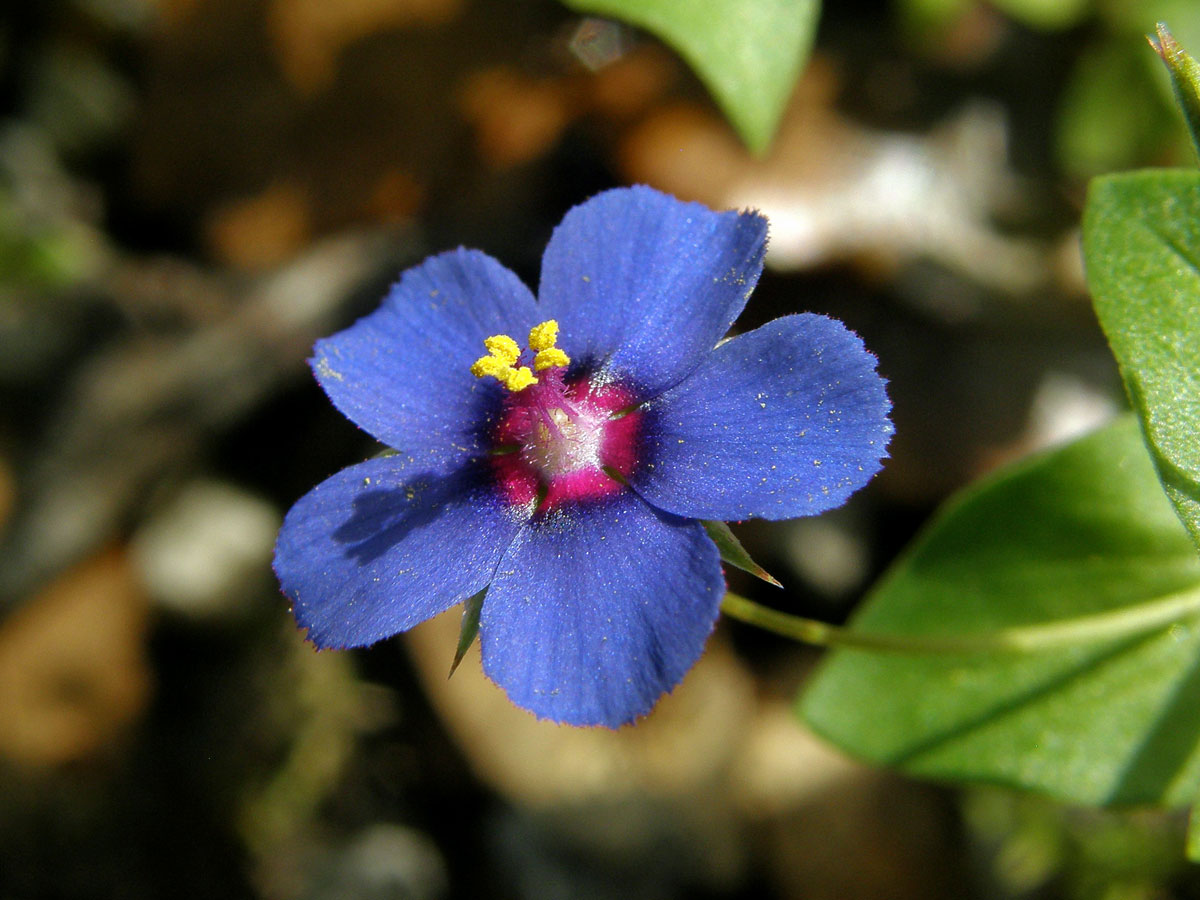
[
  {"left": 704, "top": 520, "right": 781, "bottom": 587},
  {"left": 800, "top": 417, "right": 1200, "bottom": 807},
  {"left": 562, "top": 0, "right": 819, "bottom": 154},
  {"left": 449, "top": 586, "right": 486, "bottom": 677},
  {"left": 1083, "top": 169, "right": 1200, "bottom": 551}
]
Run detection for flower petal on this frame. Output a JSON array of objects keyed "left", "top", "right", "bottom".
[
  {"left": 631, "top": 314, "right": 892, "bottom": 521},
  {"left": 312, "top": 248, "right": 541, "bottom": 468},
  {"left": 538, "top": 186, "right": 768, "bottom": 399},
  {"left": 274, "top": 455, "right": 528, "bottom": 649},
  {"left": 479, "top": 491, "right": 725, "bottom": 727}
]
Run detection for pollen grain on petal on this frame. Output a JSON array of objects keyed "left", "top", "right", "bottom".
[
  {"left": 528, "top": 319, "right": 560, "bottom": 352},
  {"left": 314, "top": 356, "right": 344, "bottom": 382}
]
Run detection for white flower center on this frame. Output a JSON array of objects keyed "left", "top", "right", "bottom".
[{"left": 526, "top": 406, "right": 604, "bottom": 477}]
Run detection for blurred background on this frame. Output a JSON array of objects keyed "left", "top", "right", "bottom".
[{"left": 1, "top": 0, "right": 1198, "bottom": 897}]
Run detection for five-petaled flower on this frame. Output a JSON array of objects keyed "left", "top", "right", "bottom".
[{"left": 274, "top": 186, "right": 892, "bottom": 727}]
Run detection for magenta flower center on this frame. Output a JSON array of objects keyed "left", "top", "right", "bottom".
[{"left": 470, "top": 320, "right": 641, "bottom": 510}]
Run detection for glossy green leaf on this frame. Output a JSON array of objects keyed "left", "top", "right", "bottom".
[
  {"left": 562, "top": 0, "right": 819, "bottom": 154},
  {"left": 704, "top": 520, "right": 781, "bottom": 587},
  {"left": 1083, "top": 170, "right": 1200, "bottom": 551},
  {"left": 801, "top": 417, "right": 1200, "bottom": 807}
]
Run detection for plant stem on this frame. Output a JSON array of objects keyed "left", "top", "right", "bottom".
[{"left": 720, "top": 588, "right": 1200, "bottom": 654}]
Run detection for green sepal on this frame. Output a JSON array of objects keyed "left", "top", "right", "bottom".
[
  {"left": 449, "top": 586, "right": 487, "bottom": 678},
  {"left": 704, "top": 520, "right": 781, "bottom": 588},
  {"left": 1150, "top": 23, "right": 1200, "bottom": 160}
]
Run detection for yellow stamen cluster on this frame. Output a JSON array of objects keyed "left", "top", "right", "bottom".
[
  {"left": 470, "top": 319, "right": 570, "bottom": 392},
  {"left": 484, "top": 334, "right": 520, "bottom": 365},
  {"left": 470, "top": 354, "right": 538, "bottom": 391},
  {"left": 534, "top": 346, "right": 569, "bottom": 372},
  {"left": 528, "top": 320, "right": 558, "bottom": 351},
  {"left": 528, "top": 320, "right": 570, "bottom": 372}
]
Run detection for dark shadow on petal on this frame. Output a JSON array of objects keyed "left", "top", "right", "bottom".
[{"left": 331, "top": 465, "right": 484, "bottom": 567}]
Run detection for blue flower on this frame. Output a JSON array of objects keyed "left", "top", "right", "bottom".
[{"left": 274, "top": 186, "right": 892, "bottom": 728}]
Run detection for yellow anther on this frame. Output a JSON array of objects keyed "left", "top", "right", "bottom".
[
  {"left": 470, "top": 355, "right": 509, "bottom": 379},
  {"left": 483, "top": 334, "right": 521, "bottom": 366},
  {"left": 502, "top": 366, "right": 538, "bottom": 392},
  {"left": 528, "top": 320, "right": 560, "bottom": 352},
  {"left": 470, "top": 324, "right": 563, "bottom": 392},
  {"left": 534, "top": 347, "right": 570, "bottom": 372}
]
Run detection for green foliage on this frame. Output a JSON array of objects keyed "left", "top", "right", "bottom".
[
  {"left": 704, "top": 520, "right": 781, "bottom": 587},
  {"left": 1056, "top": 3, "right": 1200, "bottom": 175},
  {"left": 802, "top": 26, "right": 1200, "bottom": 831},
  {"left": 1149, "top": 23, "right": 1200, "bottom": 158},
  {"left": 561, "top": 0, "right": 819, "bottom": 154},
  {"left": 1084, "top": 169, "right": 1200, "bottom": 551},
  {"left": 966, "top": 790, "right": 1186, "bottom": 897},
  {"left": 800, "top": 417, "right": 1200, "bottom": 807},
  {"left": 450, "top": 587, "right": 486, "bottom": 676}
]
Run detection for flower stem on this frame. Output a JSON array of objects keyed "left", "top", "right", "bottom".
[{"left": 720, "top": 587, "right": 1200, "bottom": 654}]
